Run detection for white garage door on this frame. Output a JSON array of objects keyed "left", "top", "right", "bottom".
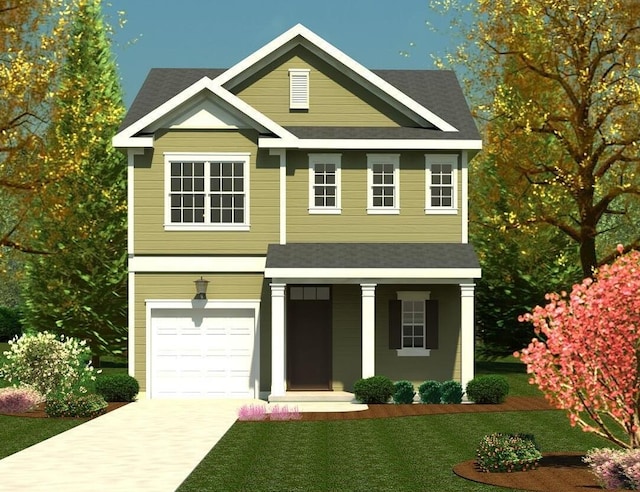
[{"left": 150, "top": 308, "right": 256, "bottom": 399}]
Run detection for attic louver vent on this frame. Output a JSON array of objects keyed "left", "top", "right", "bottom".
[{"left": 289, "top": 69, "right": 309, "bottom": 110}]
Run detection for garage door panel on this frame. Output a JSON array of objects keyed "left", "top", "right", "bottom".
[{"left": 150, "top": 307, "right": 256, "bottom": 399}]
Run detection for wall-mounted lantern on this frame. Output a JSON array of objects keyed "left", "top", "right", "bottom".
[{"left": 194, "top": 276, "right": 209, "bottom": 300}]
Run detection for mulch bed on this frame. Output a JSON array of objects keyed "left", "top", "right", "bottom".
[
  {"left": 0, "top": 401, "right": 129, "bottom": 419},
  {"left": 453, "top": 453, "right": 607, "bottom": 492},
  {"left": 297, "top": 396, "right": 555, "bottom": 421}
]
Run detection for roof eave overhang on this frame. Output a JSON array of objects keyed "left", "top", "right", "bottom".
[{"left": 258, "top": 137, "right": 483, "bottom": 151}]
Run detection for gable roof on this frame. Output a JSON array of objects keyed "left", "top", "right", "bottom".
[
  {"left": 113, "top": 24, "right": 481, "bottom": 150},
  {"left": 213, "top": 24, "right": 457, "bottom": 132}
]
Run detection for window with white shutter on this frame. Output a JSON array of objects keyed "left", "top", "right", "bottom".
[{"left": 289, "top": 69, "right": 310, "bottom": 110}]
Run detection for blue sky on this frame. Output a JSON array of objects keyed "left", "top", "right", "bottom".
[{"left": 103, "top": 0, "right": 460, "bottom": 108}]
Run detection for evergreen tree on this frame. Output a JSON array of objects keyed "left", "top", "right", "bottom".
[{"left": 21, "top": 0, "right": 127, "bottom": 360}]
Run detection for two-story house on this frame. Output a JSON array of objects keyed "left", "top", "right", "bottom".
[{"left": 113, "top": 24, "right": 482, "bottom": 400}]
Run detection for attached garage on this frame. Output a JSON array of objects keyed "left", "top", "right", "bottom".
[{"left": 146, "top": 300, "right": 260, "bottom": 399}]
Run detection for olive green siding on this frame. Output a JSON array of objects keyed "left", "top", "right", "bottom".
[
  {"left": 331, "top": 285, "right": 363, "bottom": 391},
  {"left": 286, "top": 151, "right": 463, "bottom": 243},
  {"left": 234, "top": 46, "right": 415, "bottom": 127},
  {"left": 133, "top": 273, "right": 267, "bottom": 392},
  {"left": 133, "top": 130, "right": 279, "bottom": 255},
  {"left": 330, "top": 284, "right": 461, "bottom": 392}
]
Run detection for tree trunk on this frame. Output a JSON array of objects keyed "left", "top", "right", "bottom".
[{"left": 579, "top": 235, "right": 598, "bottom": 279}]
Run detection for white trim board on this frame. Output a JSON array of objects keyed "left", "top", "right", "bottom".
[
  {"left": 130, "top": 256, "right": 266, "bottom": 273},
  {"left": 265, "top": 268, "right": 482, "bottom": 280},
  {"left": 258, "top": 138, "right": 483, "bottom": 150}
]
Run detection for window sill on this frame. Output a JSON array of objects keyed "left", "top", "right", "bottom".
[
  {"left": 164, "top": 224, "right": 251, "bottom": 232},
  {"left": 367, "top": 208, "right": 400, "bottom": 215},
  {"left": 396, "top": 348, "right": 431, "bottom": 357},
  {"left": 424, "top": 208, "right": 458, "bottom": 215},
  {"left": 308, "top": 208, "right": 342, "bottom": 215}
]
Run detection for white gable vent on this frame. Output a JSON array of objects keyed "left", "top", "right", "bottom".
[{"left": 289, "top": 69, "right": 310, "bottom": 110}]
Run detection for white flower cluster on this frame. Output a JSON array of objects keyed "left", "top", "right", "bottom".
[{"left": 0, "top": 332, "right": 96, "bottom": 399}]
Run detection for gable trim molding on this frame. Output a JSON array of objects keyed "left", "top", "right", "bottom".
[{"left": 113, "top": 77, "right": 299, "bottom": 148}]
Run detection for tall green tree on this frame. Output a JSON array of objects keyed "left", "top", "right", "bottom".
[
  {"left": 431, "top": 0, "right": 640, "bottom": 278},
  {"left": 21, "top": 0, "right": 127, "bottom": 359}
]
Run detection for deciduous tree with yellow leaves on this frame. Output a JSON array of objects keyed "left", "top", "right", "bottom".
[
  {"left": 434, "top": 0, "right": 640, "bottom": 278},
  {"left": 0, "top": 0, "right": 81, "bottom": 256}
]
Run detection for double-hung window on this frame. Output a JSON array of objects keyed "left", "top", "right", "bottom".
[
  {"left": 308, "top": 153, "right": 341, "bottom": 214},
  {"left": 367, "top": 154, "right": 400, "bottom": 214},
  {"left": 164, "top": 153, "right": 250, "bottom": 231},
  {"left": 389, "top": 291, "right": 439, "bottom": 357},
  {"left": 425, "top": 154, "right": 458, "bottom": 214}
]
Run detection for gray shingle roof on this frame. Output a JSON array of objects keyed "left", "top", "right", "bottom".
[
  {"left": 265, "top": 243, "right": 480, "bottom": 270},
  {"left": 119, "top": 68, "right": 479, "bottom": 141}
]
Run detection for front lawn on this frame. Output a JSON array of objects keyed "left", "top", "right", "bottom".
[
  {"left": 178, "top": 410, "right": 607, "bottom": 491},
  {"left": 0, "top": 415, "right": 86, "bottom": 459}
]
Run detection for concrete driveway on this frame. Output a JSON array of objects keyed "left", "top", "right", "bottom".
[
  {"left": 0, "top": 398, "right": 255, "bottom": 492},
  {"left": 0, "top": 397, "right": 366, "bottom": 491}
]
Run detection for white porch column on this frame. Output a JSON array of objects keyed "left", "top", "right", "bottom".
[
  {"left": 361, "top": 283, "right": 377, "bottom": 378},
  {"left": 270, "top": 283, "right": 286, "bottom": 397},
  {"left": 460, "top": 283, "right": 476, "bottom": 393}
]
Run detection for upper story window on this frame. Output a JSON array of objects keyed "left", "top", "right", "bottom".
[
  {"left": 425, "top": 154, "right": 458, "bottom": 214},
  {"left": 367, "top": 154, "right": 400, "bottom": 214},
  {"left": 308, "top": 153, "right": 341, "bottom": 214},
  {"left": 164, "top": 153, "right": 250, "bottom": 231},
  {"left": 289, "top": 69, "right": 310, "bottom": 110}
]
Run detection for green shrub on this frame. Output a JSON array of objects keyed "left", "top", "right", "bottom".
[
  {"left": 45, "top": 393, "right": 107, "bottom": 418},
  {"left": 476, "top": 433, "right": 542, "bottom": 472},
  {"left": 466, "top": 375, "right": 510, "bottom": 404},
  {"left": 418, "top": 380, "right": 442, "bottom": 404},
  {"left": 353, "top": 376, "right": 394, "bottom": 404},
  {"left": 441, "top": 380, "right": 464, "bottom": 404},
  {"left": 0, "top": 307, "right": 22, "bottom": 342},
  {"left": 392, "top": 380, "right": 415, "bottom": 404},
  {"left": 0, "top": 332, "right": 96, "bottom": 398},
  {"left": 95, "top": 374, "right": 139, "bottom": 402}
]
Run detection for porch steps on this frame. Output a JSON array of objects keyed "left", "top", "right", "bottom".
[{"left": 268, "top": 391, "right": 357, "bottom": 403}]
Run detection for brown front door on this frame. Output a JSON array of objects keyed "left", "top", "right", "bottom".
[{"left": 287, "top": 286, "right": 332, "bottom": 390}]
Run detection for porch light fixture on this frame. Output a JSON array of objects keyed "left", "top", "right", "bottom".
[{"left": 194, "top": 276, "right": 209, "bottom": 300}]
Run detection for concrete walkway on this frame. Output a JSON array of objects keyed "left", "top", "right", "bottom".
[{"left": 0, "top": 397, "right": 367, "bottom": 491}]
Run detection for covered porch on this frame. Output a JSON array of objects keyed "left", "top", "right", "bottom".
[{"left": 264, "top": 243, "right": 481, "bottom": 402}]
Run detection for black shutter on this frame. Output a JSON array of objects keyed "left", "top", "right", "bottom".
[
  {"left": 426, "top": 300, "right": 439, "bottom": 349},
  {"left": 388, "top": 300, "right": 402, "bottom": 349}
]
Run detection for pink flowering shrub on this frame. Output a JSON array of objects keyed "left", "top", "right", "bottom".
[
  {"left": 0, "top": 386, "right": 44, "bottom": 414},
  {"left": 584, "top": 448, "right": 640, "bottom": 489},
  {"left": 237, "top": 403, "right": 267, "bottom": 421},
  {"left": 516, "top": 247, "right": 640, "bottom": 448},
  {"left": 269, "top": 404, "right": 302, "bottom": 421}
]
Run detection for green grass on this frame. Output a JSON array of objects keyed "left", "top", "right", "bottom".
[
  {"left": 178, "top": 411, "right": 607, "bottom": 491},
  {"left": 0, "top": 415, "right": 86, "bottom": 459}
]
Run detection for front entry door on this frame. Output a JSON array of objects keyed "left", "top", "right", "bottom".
[{"left": 287, "top": 286, "right": 332, "bottom": 390}]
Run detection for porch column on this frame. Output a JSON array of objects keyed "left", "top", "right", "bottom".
[
  {"left": 270, "top": 283, "right": 286, "bottom": 397},
  {"left": 460, "top": 283, "right": 476, "bottom": 393},
  {"left": 361, "top": 283, "right": 377, "bottom": 378}
]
